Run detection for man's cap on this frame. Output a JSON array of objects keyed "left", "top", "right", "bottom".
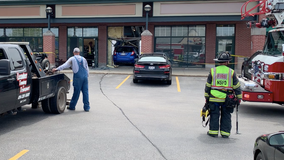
[{"left": 73, "top": 47, "right": 80, "bottom": 53}]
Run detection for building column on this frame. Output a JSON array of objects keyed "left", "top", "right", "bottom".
[
  {"left": 98, "top": 25, "right": 107, "bottom": 67},
  {"left": 205, "top": 24, "right": 216, "bottom": 69},
  {"left": 43, "top": 30, "right": 55, "bottom": 68},
  {"left": 59, "top": 26, "right": 67, "bottom": 64},
  {"left": 141, "top": 30, "right": 153, "bottom": 54}
]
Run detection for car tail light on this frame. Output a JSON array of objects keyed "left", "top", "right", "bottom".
[
  {"left": 131, "top": 51, "right": 135, "bottom": 56},
  {"left": 159, "top": 65, "right": 170, "bottom": 69},
  {"left": 164, "top": 71, "right": 170, "bottom": 74},
  {"left": 135, "top": 64, "right": 144, "bottom": 69},
  {"left": 134, "top": 71, "right": 140, "bottom": 73},
  {"left": 113, "top": 50, "right": 117, "bottom": 55}
]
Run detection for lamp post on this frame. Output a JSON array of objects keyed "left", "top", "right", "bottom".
[
  {"left": 144, "top": 4, "right": 151, "bottom": 30},
  {"left": 45, "top": 7, "right": 52, "bottom": 31}
]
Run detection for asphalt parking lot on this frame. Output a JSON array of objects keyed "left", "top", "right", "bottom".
[{"left": 1, "top": 73, "right": 284, "bottom": 160}]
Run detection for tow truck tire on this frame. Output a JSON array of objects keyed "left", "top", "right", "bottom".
[
  {"left": 50, "top": 86, "right": 66, "bottom": 114},
  {"left": 41, "top": 59, "right": 50, "bottom": 70},
  {"left": 41, "top": 99, "right": 51, "bottom": 113}
]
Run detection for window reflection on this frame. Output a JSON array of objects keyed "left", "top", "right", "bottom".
[{"left": 155, "top": 25, "right": 206, "bottom": 68}]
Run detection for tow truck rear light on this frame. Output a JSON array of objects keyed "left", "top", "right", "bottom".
[
  {"left": 159, "top": 65, "right": 170, "bottom": 69},
  {"left": 135, "top": 64, "right": 144, "bottom": 69}
]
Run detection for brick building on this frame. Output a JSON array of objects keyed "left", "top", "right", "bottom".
[{"left": 0, "top": 0, "right": 262, "bottom": 69}]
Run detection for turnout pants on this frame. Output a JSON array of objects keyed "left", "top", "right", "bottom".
[{"left": 208, "top": 102, "right": 234, "bottom": 137}]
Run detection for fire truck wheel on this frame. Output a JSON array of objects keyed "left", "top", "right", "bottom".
[
  {"left": 41, "top": 59, "right": 50, "bottom": 70},
  {"left": 41, "top": 99, "right": 51, "bottom": 113},
  {"left": 50, "top": 86, "right": 67, "bottom": 114}
]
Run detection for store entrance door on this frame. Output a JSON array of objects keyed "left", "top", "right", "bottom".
[
  {"left": 83, "top": 38, "right": 98, "bottom": 67},
  {"left": 216, "top": 38, "right": 235, "bottom": 69}
]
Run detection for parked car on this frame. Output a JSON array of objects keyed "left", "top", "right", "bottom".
[
  {"left": 113, "top": 46, "right": 139, "bottom": 65},
  {"left": 241, "top": 50, "right": 263, "bottom": 79},
  {"left": 253, "top": 131, "right": 284, "bottom": 160},
  {"left": 133, "top": 52, "right": 172, "bottom": 85}
]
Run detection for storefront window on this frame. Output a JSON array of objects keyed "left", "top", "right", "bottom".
[
  {"left": 0, "top": 28, "right": 4, "bottom": 37},
  {"left": 24, "top": 28, "right": 42, "bottom": 37},
  {"left": 155, "top": 26, "right": 171, "bottom": 36},
  {"left": 83, "top": 28, "right": 98, "bottom": 37},
  {"left": 6, "top": 28, "right": 23, "bottom": 37},
  {"left": 67, "top": 27, "right": 98, "bottom": 66},
  {"left": 155, "top": 25, "right": 206, "bottom": 68},
  {"left": 217, "top": 25, "right": 235, "bottom": 36}
]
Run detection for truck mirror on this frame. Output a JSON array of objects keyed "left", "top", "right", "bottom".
[{"left": 0, "top": 59, "right": 11, "bottom": 75}]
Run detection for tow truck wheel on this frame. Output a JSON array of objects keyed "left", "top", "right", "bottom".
[
  {"left": 50, "top": 86, "right": 66, "bottom": 114},
  {"left": 41, "top": 59, "right": 50, "bottom": 70},
  {"left": 41, "top": 99, "right": 51, "bottom": 113}
]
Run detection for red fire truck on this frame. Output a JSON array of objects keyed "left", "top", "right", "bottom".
[{"left": 240, "top": 0, "right": 284, "bottom": 105}]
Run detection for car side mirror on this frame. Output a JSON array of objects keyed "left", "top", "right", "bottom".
[
  {"left": 269, "top": 133, "right": 284, "bottom": 146},
  {"left": 0, "top": 59, "right": 11, "bottom": 75}
]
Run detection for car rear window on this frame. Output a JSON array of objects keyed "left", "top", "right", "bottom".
[
  {"left": 139, "top": 56, "right": 166, "bottom": 62},
  {"left": 116, "top": 47, "right": 133, "bottom": 52}
]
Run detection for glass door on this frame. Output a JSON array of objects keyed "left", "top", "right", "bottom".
[{"left": 216, "top": 38, "right": 235, "bottom": 69}]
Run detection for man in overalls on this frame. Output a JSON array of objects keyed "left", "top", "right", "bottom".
[{"left": 53, "top": 47, "right": 90, "bottom": 112}]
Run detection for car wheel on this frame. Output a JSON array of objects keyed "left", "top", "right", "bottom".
[
  {"left": 133, "top": 79, "right": 138, "bottom": 83},
  {"left": 167, "top": 80, "right": 172, "bottom": 85},
  {"left": 256, "top": 152, "right": 264, "bottom": 160},
  {"left": 49, "top": 86, "right": 67, "bottom": 114}
]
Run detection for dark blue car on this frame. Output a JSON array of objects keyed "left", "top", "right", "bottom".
[{"left": 113, "top": 46, "right": 138, "bottom": 65}]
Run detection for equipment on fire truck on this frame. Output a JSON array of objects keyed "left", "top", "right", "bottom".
[{"left": 239, "top": 0, "right": 284, "bottom": 105}]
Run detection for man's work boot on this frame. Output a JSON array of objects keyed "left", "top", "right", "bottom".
[
  {"left": 207, "top": 131, "right": 218, "bottom": 138},
  {"left": 222, "top": 135, "right": 229, "bottom": 138}
]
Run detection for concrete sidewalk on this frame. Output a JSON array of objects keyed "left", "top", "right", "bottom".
[{"left": 60, "top": 66, "right": 211, "bottom": 77}]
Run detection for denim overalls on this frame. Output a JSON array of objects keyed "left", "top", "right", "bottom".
[{"left": 69, "top": 56, "right": 90, "bottom": 111}]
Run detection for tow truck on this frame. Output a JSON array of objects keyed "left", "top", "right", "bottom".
[
  {"left": 0, "top": 42, "right": 70, "bottom": 115},
  {"left": 240, "top": 0, "right": 284, "bottom": 105}
]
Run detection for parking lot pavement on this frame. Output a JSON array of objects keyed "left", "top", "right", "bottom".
[{"left": 2, "top": 74, "right": 284, "bottom": 160}]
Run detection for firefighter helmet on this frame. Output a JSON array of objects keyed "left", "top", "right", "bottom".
[{"left": 213, "top": 52, "right": 232, "bottom": 62}]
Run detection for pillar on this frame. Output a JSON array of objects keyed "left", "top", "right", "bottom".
[
  {"left": 141, "top": 30, "right": 153, "bottom": 54},
  {"left": 43, "top": 30, "right": 56, "bottom": 68}
]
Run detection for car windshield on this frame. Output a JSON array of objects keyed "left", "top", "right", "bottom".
[
  {"left": 139, "top": 56, "right": 166, "bottom": 62},
  {"left": 263, "top": 31, "right": 284, "bottom": 56},
  {"left": 116, "top": 47, "right": 133, "bottom": 52}
]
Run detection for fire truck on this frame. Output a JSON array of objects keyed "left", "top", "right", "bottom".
[{"left": 240, "top": 0, "right": 284, "bottom": 105}]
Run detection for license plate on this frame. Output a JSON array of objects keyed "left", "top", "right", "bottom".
[
  {"left": 120, "top": 53, "right": 126, "bottom": 55},
  {"left": 148, "top": 66, "right": 155, "bottom": 70}
]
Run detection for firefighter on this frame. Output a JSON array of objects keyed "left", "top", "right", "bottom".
[{"left": 204, "top": 52, "right": 242, "bottom": 138}]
